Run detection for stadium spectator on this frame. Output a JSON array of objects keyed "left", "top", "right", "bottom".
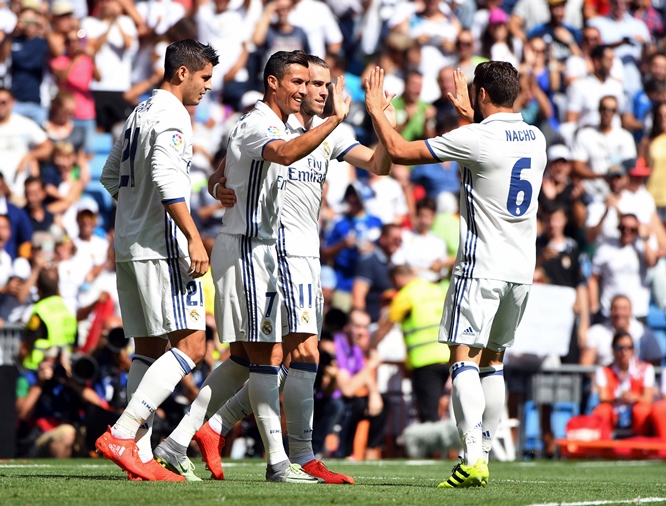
[
  {"left": 289, "top": 0, "right": 343, "bottom": 59},
  {"left": 0, "top": 87, "right": 52, "bottom": 201},
  {"left": 49, "top": 29, "right": 99, "bottom": 154},
  {"left": 510, "top": 0, "right": 584, "bottom": 44},
  {"left": 572, "top": 95, "right": 636, "bottom": 204},
  {"left": 372, "top": 265, "right": 450, "bottom": 423},
  {"left": 321, "top": 183, "right": 382, "bottom": 311},
  {"left": 392, "top": 70, "right": 436, "bottom": 142},
  {"left": 431, "top": 66, "right": 456, "bottom": 118},
  {"left": 563, "top": 24, "right": 624, "bottom": 87},
  {"left": 333, "top": 309, "right": 387, "bottom": 459},
  {"left": 43, "top": 91, "right": 91, "bottom": 174},
  {"left": 527, "top": 0, "right": 583, "bottom": 65},
  {"left": 480, "top": 7, "right": 521, "bottom": 68},
  {"left": 0, "top": 173, "right": 33, "bottom": 260},
  {"left": 589, "top": 213, "right": 658, "bottom": 322},
  {"left": 539, "top": 144, "right": 587, "bottom": 244},
  {"left": 581, "top": 293, "right": 663, "bottom": 366},
  {"left": 81, "top": 0, "right": 139, "bottom": 133},
  {"left": 252, "top": 0, "right": 310, "bottom": 71},
  {"left": 640, "top": 101, "right": 666, "bottom": 224},
  {"left": 398, "top": 197, "right": 450, "bottom": 283},
  {"left": 23, "top": 176, "right": 55, "bottom": 233},
  {"left": 453, "top": 29, "right": 487, "bottom": 84},
  {"left": 592, "top": 330, "right": 658, "bottom": 437},
  {"left": 362, "top": 171, "right": 409, "bottom": 227},
  {"left": 46, "top": 0, "right": 77, "bottom": 58},
  {"left": 351, "top": 224, "right": 403, "bottom": 323},
  {"left": 565, "top": 45, "right": 627, "bottom": 129},
  {"left": 0, "top": 0, "right": 50, "bottom": 125}
]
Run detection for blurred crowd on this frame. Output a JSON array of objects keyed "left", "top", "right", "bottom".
[{"left": 1, "top": 0, "right": 666, "bottom": 461}]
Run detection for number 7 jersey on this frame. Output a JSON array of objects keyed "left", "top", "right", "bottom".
[
  {"left": 100, "top": 89, "right": 194, "bottom": 262},
  {"left": 425, "top": 112, "right": 547, "bottom": 284}
]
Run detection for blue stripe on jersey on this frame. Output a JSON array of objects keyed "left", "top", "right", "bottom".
[
  {"left": 170, "top": 348, "right": 193, "bottom": 374},
  {"left": 240, "top": 237, "right": 259, "bottom": 341},
  {"left": 249, "top": 364, "right": 281, "bottom": 375},
  {"left": 277, "top": 223, "right": 297, "bottom": 333},
  {"left": 424, "top": 139, "right": 443, "bottom": 162},
  {"left": 164, "top": 213, "right": 186, "bottom": 329},
  {"left": 449, "top": 168, "right": 478, "bottom": 341},
  {"left": 245, "top": 160, "right": 263, "bottom": 237},
  {"left": 162, "top": 197, "right": 186, "bottom": 205},
  {"left": 261, "top": 138, "right": 281, "bottom": 160},
  {"left": 336, "top": 142, "right": 360, "bottom": 162}
]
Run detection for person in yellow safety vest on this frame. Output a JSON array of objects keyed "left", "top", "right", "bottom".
[
  {"left": 372, "top": 264, "right": 450, "bottom": 422},
  {"left": 21, "top": 266, "right": 77, "bottom": 370}
]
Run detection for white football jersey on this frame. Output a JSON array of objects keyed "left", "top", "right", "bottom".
[
  {"left": 279, "top": 115, "right": 359, "bottom": 257},
  {"left": 100, "top": 89, "right": 193, "bottom": 262},
  {"left": 221, "top": 101, "right": 289, "bottom": 240},
  {"left": 425, "top": 112, "right": 547, "bottom": 284}
]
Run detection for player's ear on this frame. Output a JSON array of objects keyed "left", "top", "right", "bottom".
[
  {"left": 267, "top": 75, "right": 278, "bottom": 92},
  {"left": 176, "top": 65, "right": 188, "bottom": 84}
]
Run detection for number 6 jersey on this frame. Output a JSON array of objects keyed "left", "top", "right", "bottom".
[
  {"left": 100, "top": 89, "right": 194, "bottom": 262},
  {"left": 424, "top": 112, "right": 547, "bottom": 284}
]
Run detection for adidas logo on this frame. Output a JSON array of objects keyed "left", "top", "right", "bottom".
[
  {"left": 461, "top": 327, "right": 475, "bottom": 337},
  {"left": 108, "top": 444, "right": 126, "bottom": 457}
]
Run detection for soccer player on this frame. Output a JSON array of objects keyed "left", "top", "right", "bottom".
[
  {"left": 154, "top": 55, "right": 395, "bottom": 483},
  {"left": 364, "top": 62, "right": 547, "bottom": 488},
  {"left": 153, "top": 50, "right": 351, "bottom": 484},
  {"left": 94, "top": 39, "right": 219, "bottom": 482}
]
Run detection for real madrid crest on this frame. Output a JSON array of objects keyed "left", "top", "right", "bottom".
[
  {"left": 262, "top": 320, "right": 273, "bottom": 335},
  {"left": 301, "top": 311, "right": 310, "bottom": 324},
  {"left": 190, "top": 310, "right": 200, "bottom": 321},
  {"left": 322, "top": 142, "right": 331, "bottom": 158}
]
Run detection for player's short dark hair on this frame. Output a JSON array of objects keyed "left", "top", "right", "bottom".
[
  {"left": 164, "top": 39, "right": 219, "bottom": 81},
  {"left": 263, "top": 50, "right": 309, "bottom": 92},
  {"left": 473, "top": 61, "right": 520, "bottom": 108},
  {"left": 416, "top": 196, "right": 437, "bottom": 214}
]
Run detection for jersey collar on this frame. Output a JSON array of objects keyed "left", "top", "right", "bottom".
[{"left": 480, "top": 112, "right": 524, "bottom": 124}]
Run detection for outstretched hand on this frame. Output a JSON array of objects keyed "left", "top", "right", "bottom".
[
  {"left": 364, "top": 66, "right": 386, "bottom": 118},
  {"left": 446, "top": 68, "right": 473, "bottom": 123},
  {"left": 331, "top": 75, "right": 351, "bottom": 122}
]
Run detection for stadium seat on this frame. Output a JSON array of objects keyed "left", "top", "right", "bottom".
[
  {"left": 83, "top": 180, "right": 114, "bottom": 230},
  {"left": 523, "top": 400, "right": 580, "bottom": 453},
  {"left": 91, "top": 132, "right": 114, "bottom": 155}
]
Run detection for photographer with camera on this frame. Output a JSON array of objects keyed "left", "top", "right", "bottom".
[{"left": 15, "top": 344, "right": 107, "bottom": 458}]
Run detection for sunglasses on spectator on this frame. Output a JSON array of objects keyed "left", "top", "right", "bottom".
[
  {"left": 613, "top": 344, "right": 634, "bottom": 352},
  {"left": 599, "top": 106, "right": 617, "bottom": 113},
  {"left": 618, "top": 225, "right": 638, "bottom": 233}
]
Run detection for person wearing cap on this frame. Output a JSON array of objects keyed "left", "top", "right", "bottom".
[
  {"left": 46, "top": 0, "right": 76, "bottom": 57},
  {"left": 540, "top": 144, "right": 587, "bottom": 244},
  {"left": 481, "top": 7, "right": 520, "bottom": 68},
  {"left": 572, "top": 94, "right": 636, "bottom": 203},
  {"left": 1, "top": 0, "right": 50, "bottom": 126}
]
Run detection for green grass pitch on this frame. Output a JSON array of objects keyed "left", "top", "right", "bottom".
[{"left": 1, "top": 458, "right": 665, "bottom": 505}]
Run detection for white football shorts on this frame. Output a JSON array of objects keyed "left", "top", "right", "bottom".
[
  {"left": 211, "top": 234, "right": 282, "bottom": 344},
  {"left": 278, "top": 255, "right": 323, "bottom": 337},
  {"left": 116, "top": 258, "right": 206, "bottom": 339},
  {"left": 439, "top": 276, "right": 531, "bottom": 352}
]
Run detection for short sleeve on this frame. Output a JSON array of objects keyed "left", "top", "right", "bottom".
[
  {"left": 594, "top": 366, "right": 607, "bottom": 389},
  {"left": 243, "top": 112, "right": 287, "bottom": 160},
  {"left": 425, "top": 125, "right": 479, "bottom": 166}
]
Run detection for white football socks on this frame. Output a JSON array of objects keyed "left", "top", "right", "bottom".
[
  {"left": 248, "top": 365, "right": 289, "bottom": 466},
  {"left": 282, "top": 362, "right": 317, "bottom": 465},
  {"left": 480, "top": 364, "right": 505, "bottom": 462},
  {"left": 167, "top": 355, "right": 250, "bottom": 447},
  {"left": 450, "top": 361, "right": 484, "bottom": 466},
  {"left": 112, "top": 348, "right": 195, "bottom": 441},
  {"left": 126, "top": 355, "right": 155, "bottom": 463}
]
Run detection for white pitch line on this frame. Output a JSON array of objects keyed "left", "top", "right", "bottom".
[{"left": 529, "top": 498, "right": 666, "bottom": 506}]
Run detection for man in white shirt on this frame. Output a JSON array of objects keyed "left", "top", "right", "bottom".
[
  {"left": 95, "top": 39, "right": 219, "bottom": 482},
  {"left": 365, "top": 61, "right": 547, "bottom": 488},
  {"left": 571, "top": 95, "right": 636, "bottom": 204}
]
